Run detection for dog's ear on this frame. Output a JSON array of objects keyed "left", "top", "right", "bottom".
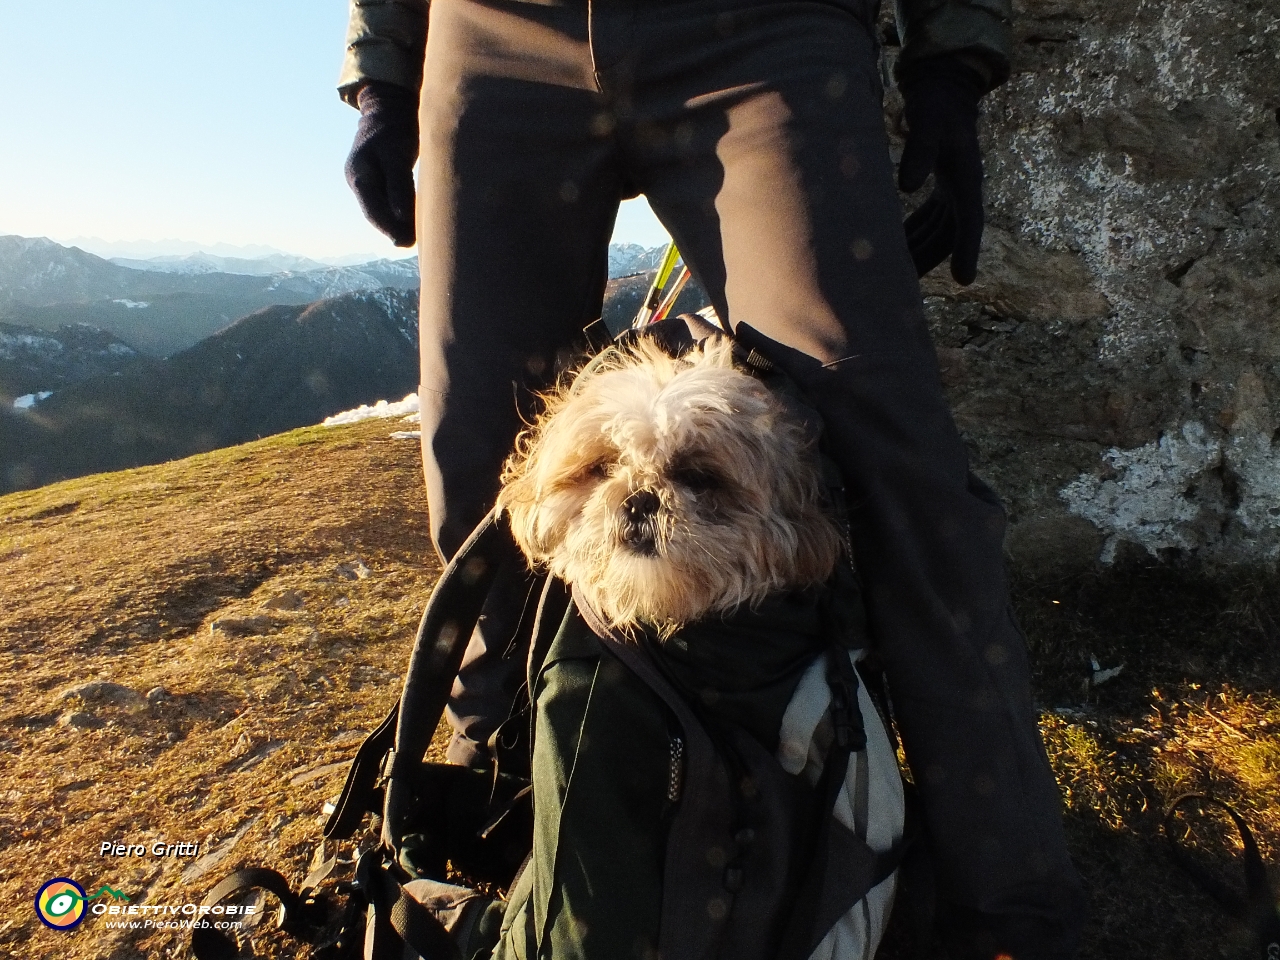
[
  {"left": 500, "top": 486, "right": 556, "bottom": 566},
  {"left": 498, "top": 449, "right": 552, "bottom": 564}
]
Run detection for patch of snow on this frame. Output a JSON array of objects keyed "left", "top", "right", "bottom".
[
  {"left": 1088, "top": 654, "right": 1125, "bottom": 687},
  {"left": 389, "top": 430, "right": 422, "bottom": 440},
  {"left": 0, "top": 331, "right": 63, "bottom": 358},
  {"left": 112, "top": 299, "right": 150, "bottom": 309},
  {"left": 322, "top": 393, "right": 419, "bottom": 427},
  {"left": 14, "top": 391, "right": 53, "bottom": 410}
]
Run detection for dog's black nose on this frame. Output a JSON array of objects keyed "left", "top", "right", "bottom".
[
  {"left": 623, "top": 490, "right": 660, "bottom": 522},
  {"left": 621, "top": 490, "right": 660, "bottom": 554}
]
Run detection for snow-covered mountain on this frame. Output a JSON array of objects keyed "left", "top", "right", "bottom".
[
  {"left": 0, "top": 236, "right": 423, "bottom": 357},
  {"left": 108, "top": 252, "right": 421, "bottom": 291},
  {"left": 608, "top": 243, "right": 669, "bottom": 278},
  {"left": 265, "top": 259, "right": 421, "bottom": 299},
  {"left": 0, "top": 232, "right": 690, "bottom": 365},
  {"left": 110, "top": 245, "right": 667, "bottom": 281},
  {"left": 109, "top": 252, "right": 333, "bottom": 276}
]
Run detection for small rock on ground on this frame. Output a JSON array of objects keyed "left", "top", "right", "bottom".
[{"left": 59, "top": 681, "right": 142, "bottom": 705}]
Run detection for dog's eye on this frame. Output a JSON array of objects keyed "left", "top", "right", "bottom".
[
  {"left": 560, "top": 460, "right": 610, "bottom": 487},
  {"left": 671, "top": 465, "right": 723, "bottom": 494}
]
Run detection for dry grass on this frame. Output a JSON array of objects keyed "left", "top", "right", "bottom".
[
  {"left": 1017, "top": 567, "right": 1280, "bottom": 960},
  {"left": 2, "top": 420, "right": 1277, "bottom": 959},
  {"left": 0, "top": 418, "right": 447, "bottom": 959}
]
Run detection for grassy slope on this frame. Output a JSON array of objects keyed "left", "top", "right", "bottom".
[
  {"left": 1, "top": 419, "right": 1276, "bottom": 959},
  {"left": 1, "top": 417, "right": 442, "bottom": 959}
]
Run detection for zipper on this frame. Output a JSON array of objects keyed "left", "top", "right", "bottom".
[{"left": 667, "top": 735, "right": 684, "bottom": 802}]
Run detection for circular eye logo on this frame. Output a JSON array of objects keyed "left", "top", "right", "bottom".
[{"left": 36, "top": 878, "right": 87, "bottom": 930}]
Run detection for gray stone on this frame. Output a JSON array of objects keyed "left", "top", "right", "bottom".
[
  {"left": 60, "top": 711, "right": 102, "bottom": 729},
  {"left": 335, "top": 560, "right": 372, "bottom": 580},
  {"left": 887, "top": 0, "right": 1280, "bottom": 569},
  {"left": 262, "top": 590, "right": 305, "bottom": 611},
  {"left": 222, "top": 739, "right": 286, "bottom": 774},
  {"left": 289, "top": 761, "right": 350, "bottom": 788},
  {"left": 181, "top": 817, "right": 260, "bottom": 885},
  {"left": 58, "top": 681, "right": 142, "bottom": 706},
  {"left": 210, "top": 615, "right": 273, "bottom": 637},
  {"left": 145, "top": 686, "right": 171, "bottom": 703}
]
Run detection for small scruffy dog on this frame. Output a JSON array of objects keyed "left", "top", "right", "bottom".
[{"left": 499, "top": 335, "right": 844, "bottom": 634}]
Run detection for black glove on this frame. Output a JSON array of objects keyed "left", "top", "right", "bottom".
[
  {"left": 898, "top": 58, "right": 988, "bottom": 285},
  {"left": 346, "top": 81, "right": 419, "bottom": 248}
]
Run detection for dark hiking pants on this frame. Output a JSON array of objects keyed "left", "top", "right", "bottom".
[{"left": 414, "top": 0, "right": 1085, "bottom": 955}]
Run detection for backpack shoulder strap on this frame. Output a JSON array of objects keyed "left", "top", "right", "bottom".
[
  {"left": 324, "top": 702, "right": 399, "bottom": 840},
  {"left": 319, "top": 507, "right": 521, "bottom": 847},
  {"left": 382, "top": 508, "right": 521, "bottom": 848}
]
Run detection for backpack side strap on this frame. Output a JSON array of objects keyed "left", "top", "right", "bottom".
[
  {"left": 324, "top": 702, "right": 400, "bottom": 840},
  {"left": 1164, "top": 794, "right": 1280, "bottom": 959},
  {"left": 383, "top": 508, "right": 521, "bottom": 849},
  {"left": 190, "top": 867, "right": 330, "bottom": 960},
  {"left": 357, "top": 849, "right": 463, "bottom": 960}
]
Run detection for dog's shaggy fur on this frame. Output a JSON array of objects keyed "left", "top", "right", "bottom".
[{"left": 499, "top": 336, "right": 844, "bottom": 634}]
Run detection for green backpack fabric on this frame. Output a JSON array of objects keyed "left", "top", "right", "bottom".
[{"left": 477, "top": 568, "right": 906, "bottom": 960}]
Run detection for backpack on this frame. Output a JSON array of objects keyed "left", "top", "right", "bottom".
[{"left": 191, "top": 324, "right": 909, "bottom": 960}]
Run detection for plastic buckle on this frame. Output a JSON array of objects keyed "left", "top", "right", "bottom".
[{"left": 378, "top": 748, "right": 397, "bottom": 786}]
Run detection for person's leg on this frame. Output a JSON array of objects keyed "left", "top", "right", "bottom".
[
  {"left": 417, "top": 0, "right": 623, "bottom": 764},
  {"left": 608, "top": 2, "right": 1084, "bottom": 954}
]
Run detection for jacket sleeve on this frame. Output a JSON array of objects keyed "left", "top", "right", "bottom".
[
  {"left": 893, "top": 0, "right": 1014, "bottom": 91},
  {"left": 337, "top": 0, "right": 430, "bottom": 107}
]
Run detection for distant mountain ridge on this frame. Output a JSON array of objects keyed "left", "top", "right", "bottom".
[
  {"left": 0, "top": 236, "right": 704, "bottom": 494},
  {"left": 111, "top": 244, "right": 670, "bottom": 281},
  {"left": 0, "top": 236, "right": 421, "bottom": 357},
  {"left": 0, "top": 236, "right": 669, "bottom": 357},
  {"left": 109, "top": 251, "right": 402, "bottom": 278},
  {"left": 0, "top": 288, "right": 420, "bottom": 493}
]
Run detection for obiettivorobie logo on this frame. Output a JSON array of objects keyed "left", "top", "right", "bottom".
[
  {"left": 35, "top": 878, "right": 130, "bottom": 930},
  {"left": 35, "top": 875, "right": 257, "bottom": 934}
]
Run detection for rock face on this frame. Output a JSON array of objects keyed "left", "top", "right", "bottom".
[{"left": 890, "top": 1, "right": 1280, "bottom": 569}]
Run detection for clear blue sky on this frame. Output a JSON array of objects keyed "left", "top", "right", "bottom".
[{"left": 0, "top": 1, "right": 669, "bottom": 260}]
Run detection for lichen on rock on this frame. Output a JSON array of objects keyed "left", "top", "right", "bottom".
[
  {"left": 889, "top": 0, "right": 1280, "bottom": 570},
  {"left": 1061, "top": 415, "right": 1280, "bottom": 563}
]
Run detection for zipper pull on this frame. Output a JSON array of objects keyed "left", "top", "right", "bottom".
[{"left": 667, "top": 735, "right": 684, "bottom": 802}]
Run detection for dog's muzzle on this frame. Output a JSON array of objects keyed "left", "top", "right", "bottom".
[{"left": 620, "top": 490, "right": 660, "bottom": 555}]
